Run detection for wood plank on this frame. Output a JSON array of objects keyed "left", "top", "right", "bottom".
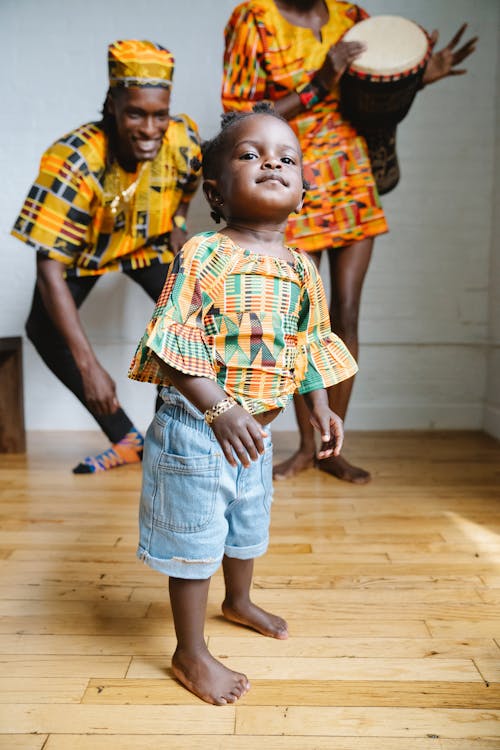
[
  {"left": 206, "top": 635, "right": 500, "bottom": 660},
  {"left": 3, "top": 634, "right": 496, "bottom": 660},
  {"left": 474, "top": 659, "right": 500, "bottom": 683},
  {"left": 0, "top": 705, "right": 235, "bottom": 734},
  {"left": 426, "top": 621, "right": 500, "bottom": 638},
  {"left": 0, "top": 677, "right": 87, "bottom": 703},
  {"left": 0, "top": 584, "right": 133, "bottom": 601},
  {"left": 0, "top": 634, "right": 177, "bottom": 656},
  {"left": 0, "top": 655, "right": 130, "bottom": 678},
  {"left": 147, "top": 598, "right": 500, "bottom": 623},
  {"left": 235, "top": 706, "right": 500, "bottom": 738},
  {"left": 477, "top": 589, "right": 500, "bottom": 604},
  {"left": 82, "top": 678, "right": 500, "bottom": 708},
  {"left": 251, "top": 575, "right": 487, "bottom": 590},
  {"left": 0, "top": 738, "right": 48, "bottom": 750},
  {"left": 127, "top": 655, "right": 482, "bottom": 682},
  {"left": 0, "top": 600, "right": 149, "bottom": 617},
  {"left": 131, "top": 584, "right": 486, "bottom": 601},
  {"left": 41, "top": 737, "right": 500, "bottom": 750},
  {"left": 0, "top": 615, "right": 430, "bottom": 638}
]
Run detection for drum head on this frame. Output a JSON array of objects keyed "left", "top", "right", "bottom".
[{"left": 343, "top": 15, "right": 429, "bottom": 77}]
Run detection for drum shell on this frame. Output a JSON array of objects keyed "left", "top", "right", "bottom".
[{"left": 340, "top": 69, "right": 424, "bottom": 132}]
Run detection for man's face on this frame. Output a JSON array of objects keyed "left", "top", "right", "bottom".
[{"left": 109, "top": 87, "right": 171, "bottom": 167}]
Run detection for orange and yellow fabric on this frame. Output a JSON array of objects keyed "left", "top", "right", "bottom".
[
  {"left": 108, "top": 40, "right": 175, "bottom": 89},
  {"left": 11, "top": 116, "right": 201, "bottom": 277},
  {"left": 129, "top": 232, "right": 358, "bottom": 414},
  {"left": 222, "top": 0, "right": 388, "bottom": 252}
]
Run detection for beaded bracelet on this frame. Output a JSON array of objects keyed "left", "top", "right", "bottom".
[
  {"left": 172, "top": 214, "right": 187, "bottom": 232},
  {"left": 204, "top": 397, "right": 237, "bottom": 425},
  {"left": 296, "top": 76, "right": 329, "bottom": 110}
]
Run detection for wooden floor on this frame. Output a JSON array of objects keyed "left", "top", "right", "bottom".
[{"left": 0, "top": 430, "right": 499, "bottom": 749}]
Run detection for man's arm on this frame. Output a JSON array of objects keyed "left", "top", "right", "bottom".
[{"left": 36, "top": 255, "right": 119, "bottom": 415}]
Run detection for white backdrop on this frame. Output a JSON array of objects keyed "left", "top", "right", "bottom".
[{"left": 1, "top": 0, "right": 499, "bottom": 435}]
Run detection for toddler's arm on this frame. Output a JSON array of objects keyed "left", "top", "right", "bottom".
[
  {"left": 153, "top": 355, "right": 267, "bottom": 468},
  {"left": 303, "top": 388, "right": 344, "bottom": 459}
]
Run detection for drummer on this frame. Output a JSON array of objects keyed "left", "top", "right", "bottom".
[{"left": 222, "top": 0, "right": 477, "bottom": 484}]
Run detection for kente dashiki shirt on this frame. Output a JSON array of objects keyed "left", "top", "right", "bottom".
[
  {"left": 222, "top": 0, "right": 388, "bottom": 252},
  {"left": 11, "top": 115, "right": 201, "bottom": 277},
  {"left": 129, "top": 231, "right": 358, "bottom": 414}
]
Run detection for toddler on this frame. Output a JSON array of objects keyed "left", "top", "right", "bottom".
[{"left": 129, "top": 104, "right": 358, "bottom": 705}]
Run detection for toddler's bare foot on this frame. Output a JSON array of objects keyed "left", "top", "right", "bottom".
[
  {"left": 222, "top": 599, "right": 289, "bottom": 639},
  {"left": 316, "top": 453, "right": 371, "bottom": 484},
  {"left": 171, "top": 646, "right": 250, "bottom": 706},
  {"left": 273, "top": 448, "right": 315, "bottom": 480}
]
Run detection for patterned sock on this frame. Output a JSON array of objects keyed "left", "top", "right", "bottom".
[{"left": 72, "top": 428, "right": 144, "bottom": 474}]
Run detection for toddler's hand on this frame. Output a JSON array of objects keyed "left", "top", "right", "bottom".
[
  {"left": 310, "top": 409, "right": 344, "bottom": 459},
  {"left": 211, "top": 405, "right": 268, "bottom": 468}
]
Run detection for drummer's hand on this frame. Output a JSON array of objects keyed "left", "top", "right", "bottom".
[
  {"left": 423, "top": 24, "right": 478, "bottom": 85},
  {"left": 317, "top": 41, "right": 366, "bottom": 89}
]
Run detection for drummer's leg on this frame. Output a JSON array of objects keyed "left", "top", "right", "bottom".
[
  {"left": 273, "top": 252, "right": 323, "bottom": 480},
  {"left": 318, "top": 236, "right": 374, "bottom": 483},
  {"left": 273, "top": 238, "right": 374, "bottom": 483}
]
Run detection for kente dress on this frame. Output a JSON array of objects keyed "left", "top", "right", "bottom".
[{"left": 222, "top": 0, "right": 388, "bottom": 252}]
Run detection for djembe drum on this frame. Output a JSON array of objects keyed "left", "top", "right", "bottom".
[{"left": 340, "top": 15, "right": 432, "bottom": 194}]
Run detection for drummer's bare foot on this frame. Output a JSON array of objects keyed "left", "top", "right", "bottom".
[
  {"left": 222, "top": 599, "right": 289, "bottom": 640},
  {"left": 316, "top": 454, "right": 371, "bottom": 484},
  {"left": 172, "top": 646, "right": 250, "bottom": 705},
  {"left": 273, "top": 448, "right": 315, "bottom": 480}
]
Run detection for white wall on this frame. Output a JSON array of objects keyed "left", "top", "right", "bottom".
[
  {"left": 484, "top": 36, "right": 500, "bottom": 440},
  {"left": 1, "top": 0, "right": 498, "bottom": 434}
]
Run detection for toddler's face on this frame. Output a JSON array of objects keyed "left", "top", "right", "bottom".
[{"left": 217, "top": 114, "right": 304, "bottom": 224}]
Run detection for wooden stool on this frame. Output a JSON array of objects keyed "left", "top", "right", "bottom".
[{"left": 0, "top": 336, "right": 26, "bottom": 453}]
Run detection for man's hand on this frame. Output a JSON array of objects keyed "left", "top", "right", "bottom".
[
  {"left": 81, "top": 360, "right": 119, "bottom": 416},
  {"left": 211, "top": 404, "right": 268, "bottom": 468},
  {"left": 423, "top": 24, "right": 478, "bottom": 85},
  {"left": 36, "top": 255, "right": 120, "bottom": 416},
  {"left": 316, "top": 40, "right": 366, "bottom": 90}
]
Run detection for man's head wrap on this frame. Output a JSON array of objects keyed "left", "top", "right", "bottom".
[{"left": 108, "top": 40, "right": 175, "bottom": 89}]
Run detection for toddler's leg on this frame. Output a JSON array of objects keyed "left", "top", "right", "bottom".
[
  {"left": 221, "top": 556, "right": 288, "bottom": 639},
  {"left": 169, "top": 576, "right": 250, "bottom": 705}
]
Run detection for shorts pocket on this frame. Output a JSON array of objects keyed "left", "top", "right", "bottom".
[{"left": 153, "top": 451, "right": 221, "bottom": 532}]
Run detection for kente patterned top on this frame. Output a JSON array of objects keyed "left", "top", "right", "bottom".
[
  {"left": 222, "top": 0, "right": 388, "bottom": 252},
  {"left": 11, "top": 116, "right": 201, "bottom": 277},
  {"left": 129, "top": 231, "right": 358, "bottom": 414},
  {"left": 108, "top": 40, "right": 175, "bottom": 89}
]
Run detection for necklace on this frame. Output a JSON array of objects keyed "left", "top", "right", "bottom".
[{"left": 109, "top": 162, "right": 148, "bottom": 216}]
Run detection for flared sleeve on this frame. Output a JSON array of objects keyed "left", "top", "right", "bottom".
[
  {"left": 222, "top": 3, "right": 268, "bottom": 112},
  {"left": 128, "top": 237, "right": 217, "bottom": 385},
  {"left": 294, "top": 254, "right": 358, "bottom": 394}
]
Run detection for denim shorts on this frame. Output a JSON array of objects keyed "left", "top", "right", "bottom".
[{"left": 137, "top": 387, "right": 274, "bottom": 579}]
